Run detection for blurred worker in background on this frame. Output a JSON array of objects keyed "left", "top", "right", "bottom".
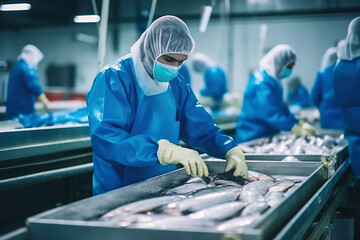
[
  {"left": 236, "top": 44, "right": 315, "bottom": 143},
  {"left": 87, "top": 15, "right": 248, "bottom": 195},
  {"left": 191, "top": 52, "right": 228, "bottom": 114},
  {"left": 6, "top": 44, "right": 49, "bottom": 120},
  {"left": 286, "top": 76, "right": 312, "bottom": 114},
  {"left": 311, "top": 46, "right": 343, "bottom": 129},
  {"left": 333, "top": 16, "right": 360, "bottom": 179}
]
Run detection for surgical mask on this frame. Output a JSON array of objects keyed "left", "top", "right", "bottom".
[
  {"left": 279, "top": 68, "right": 292, "bottom": 79},
  {"left": 153, "top": 61, "right": 181, "bottom": 82}
]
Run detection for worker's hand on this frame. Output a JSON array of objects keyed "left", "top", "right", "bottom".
[
  {"left": 291, "top": 121, "right": 315, "bottom": 138},
  {"left": 157, "top": 139, "right": 209, "bottom": 177},
  {"left": 38, "top": 93, "right": 50, "bottom": 112},
  {"left": 299, "top": 120, "right": 316, "bottom": 135},
  {"left": 225, "top": 146, "right": 248, "bottom": 179}
]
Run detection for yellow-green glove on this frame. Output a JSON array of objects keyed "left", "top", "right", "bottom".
[
  {"left": 299, "top": 120, "right": 316, "bottom": 135},
  {"left": 38, "top": 93, "right": 50, "bottom": 112},
  {"left": 157, "top": 139, "right": 209, "bottom": 177},
  {"left": 291, "top": 120, "right": 315, "bottom": 137},
  {"left": 225, "top": 146, "right": 248, "bottom": 179}
]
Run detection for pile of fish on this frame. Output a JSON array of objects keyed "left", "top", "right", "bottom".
[
  {"left": 239, "top": 133, "right": 347, "bottom": 156},
  {"left": 98, "top": 170, "right": 306, "bottom": 232}
]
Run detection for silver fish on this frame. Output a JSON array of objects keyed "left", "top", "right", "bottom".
[
  {"left": 242, "top": 180, "right": 274, "bottom": 196},
  {"left": 190, "top": 185, "right": 240, "bottom": 197},
  {"left": 268, "top": 179, "right": 295, "bottom": 193},
  {"left": 165, "top": 182, "right": 208, "bottom": 195},
  {"left": 160, "top": 191, "right": 240, "bottom": 215},
  {"left": 265, "top": 192, "right": 285, "bottom": 207},
  {"left": 100, "top": 195, "right": 183, "bottom": 220},
  {"left": 188, "top": 201, "right": 247, "bottom": 221},
  {"left": 248, "top": 170, "right": 275, "bottom": 181},
  {"left": 240, "top": 201, "right": 269, "bottom": 216},
  {"left": 216, "top": 214, "right": 262, "bottom": 232},
  {"left": 239, "top": 190, "right": 265, "bottom": 203}
]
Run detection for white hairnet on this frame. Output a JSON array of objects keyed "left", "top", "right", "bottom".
[
  {"left": 191, "top": 52, "right": 216, "bottom": 73},
  {"left": 132, "top": 15, "right": 195, "bottom": 78},
  {"left": 130, "top": 15, "right": 195, "bottom": 96},
  {"left": 337, "top": 17, "right": 360, "bottom": 60},
  {"left": 320, "top": 47, "right": 337, "bottom": 70},
  {"left": 18, "top": 44, "right": 43, "bottom": 68},
  {"left": 259, "top": 44, "right": 296, "bottom": 79}
]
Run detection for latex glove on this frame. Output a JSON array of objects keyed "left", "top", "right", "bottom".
[
  {"left": 225, "top": 146, "right": 248, "bottom": 179},
  {"left": 157, "top": 139, "right": 209, "bottom": 177},
  {"left": 291, "top": 121, "right": 315, "bottom": 138},
  {"left": 38, "top": 93, "right": 50, "bottom": 112},
  {"left": 299, "top": 120, "right": 316, "bottom": 135}
]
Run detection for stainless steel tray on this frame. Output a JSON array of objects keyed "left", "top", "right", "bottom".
[{"left": 26, "top": 159, "right": 348, "bottom": 240}]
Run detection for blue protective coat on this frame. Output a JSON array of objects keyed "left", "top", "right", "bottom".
[
  {"left": 287, "top": 84, "right": 312, "bottom": 109},
  {"left": 333, "top": 57, "right": 360, "bottom": 178},
  {"left": 87, "top": 57, "right": 236, "bottom": 195},
  {"left": 179, "top": 64, "right": 191, "bottom": 85},
  {"left": 200, "top": 66, "right": 227, "bottom": 101},
  {"left": 236, "top": 69, "right": 298, "bottom": 143},
  {"left": 6, "top": 60, "right": 43, "bottom": 120},
  {"left": 311, "top": 64, "right": 343, "bottom": 129}
]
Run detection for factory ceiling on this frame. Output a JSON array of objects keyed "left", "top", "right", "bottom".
[{"left": 1, "top": 0, "right": 360, "bottom": 31}]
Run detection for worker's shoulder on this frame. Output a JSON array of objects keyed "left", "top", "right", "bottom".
[{"left": 101, "top": 54, "right": 132, "bottom": 73}]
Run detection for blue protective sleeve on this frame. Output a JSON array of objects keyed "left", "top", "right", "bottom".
[
  {"left": 177, "top": 84, "right": 235, "bottom": 158},
  {"left": 88, "top": 68, "right": 159, "bottom": 167},
  {"left": 254, "top": 82, "right": 298, "bottom": 131}
]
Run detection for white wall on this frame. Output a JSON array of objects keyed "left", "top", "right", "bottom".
[{"left": 0, "top": 13, "right": 357, "bottom": 98}]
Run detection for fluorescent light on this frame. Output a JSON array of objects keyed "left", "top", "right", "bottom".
[
  {"left": 199, "top": 6, "right": 212, "bottom": 33},
  {"left": 73, "top": 15, "right": 100, "bottom": 23},
  {"left": 0, "top": 3, "right": 31, "bottom": 11}
]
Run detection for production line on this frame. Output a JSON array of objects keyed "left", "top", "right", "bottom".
[{"left": 0, "top": 128, "right": 352, "bottom": 240}]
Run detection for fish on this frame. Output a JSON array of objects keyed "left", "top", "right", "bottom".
[
  {"left": 206, "top": 171, "right": 250, "bottom": 186},
  {"left": 265, "top": 192, "right": 285, "bottom": 207},
  {"left": 212, "top": 179, "right": 245, "bottom": 187},
  {"left": 268, "top": 179, "right": 295, "bottom": 193},
  {"left": 190, "top": 185, "right": 240, "bottom": 197},
  {"left": 99, "top": 195, "right": 183, "bottom": 220},
  {"left": 272, "top": 175, "right": 306, "bottom": 183},
  {"left": 248, "top": 170, "right": 275, "bottom": 181},
  {"left": 240, "top": 201, "right": 269, "bottom": 216},
  {"left": 238, "top": 190, "right": 265, "bottom": 203},
  {"left": 188, "top": 201, "right": 247, "bottom": 221},
  {"left": 216, "top": 214, "right": 262, "bottom": 232},
  {"left": 159, "top": 190, "right": 240, "bottom": 215},
  {"left": 242, "top": 180, "right": 274, "bottom": 196},
  {"left": 165, "top": 182, "right": 208, "bottom": 195}
]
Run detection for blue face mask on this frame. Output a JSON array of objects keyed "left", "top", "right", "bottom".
[
  {"left": 279, "top": 68, "right": 292, "bottom": 79},
  {"left": 153, "top": 61, "right": 181, "bottom": 82}
]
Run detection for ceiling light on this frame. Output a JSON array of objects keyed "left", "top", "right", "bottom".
[
  {"left": 0, "top": 3, "right": 31, "bottom": 11},
  {"left": 73, "top": 15, "right": 100, "bottom": 23}
]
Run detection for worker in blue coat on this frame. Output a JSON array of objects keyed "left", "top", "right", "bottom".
[
  {"left": 333, "top": 17, "right": 360, "bottom": 179},
  {"left": 87, "top": 16, "right": 248, "bottom": 195},
  {"left": 286, "top": 76, "right": 312, "bottom": 112},
  {"left": 311, "top": 46, "right": 343, "bottom": 129},
  {"left": 191, "top": 52, "right": 228, "bottom": 113},
  {"left": 236, "top": 44, "right": 315, "bottom": 143},
  {"left": 6, "top": 44, "right": 49, "bottom": 120}
]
